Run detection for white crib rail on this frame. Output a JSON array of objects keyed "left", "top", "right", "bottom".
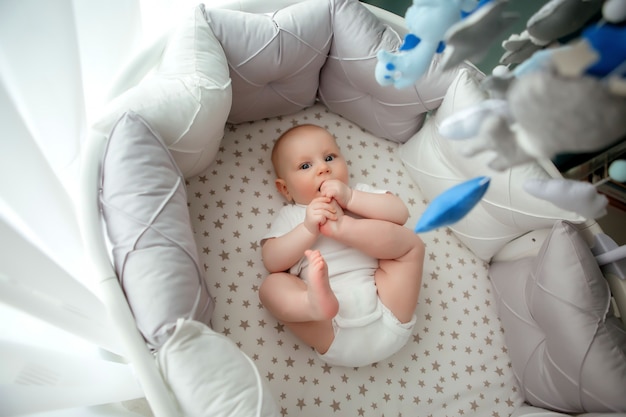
[
  {"left": 592, "top": 232, "right": 626, "bottom": 327},
  {"left": 595, "top": 244, "right": 626, "bottom": 267}
]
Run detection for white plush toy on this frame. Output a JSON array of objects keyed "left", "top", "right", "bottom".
[{"left": 438, "top": 0, "right": 626, "bottom": 219}]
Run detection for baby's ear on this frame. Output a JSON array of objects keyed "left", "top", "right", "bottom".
[{"left": 275, "top": 178, "right": 291, "bottom": 201}]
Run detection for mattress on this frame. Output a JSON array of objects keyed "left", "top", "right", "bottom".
[{"left": 186, "top": 102, "right": 524, "bottom": 416}]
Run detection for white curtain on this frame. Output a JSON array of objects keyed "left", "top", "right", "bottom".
[
  {"left": 0, "top": 0, "right": 191, "bottom": 415},
  {"left": 0, "top": 0, "right": 246, "bottom": 414}
]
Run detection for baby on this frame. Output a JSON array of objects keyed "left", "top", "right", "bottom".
[{"left": 260, "top": 124, "right": 425, "bottom": 367}]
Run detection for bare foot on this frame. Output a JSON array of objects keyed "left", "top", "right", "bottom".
[
  {"left": 304, "top": 249, "right": 339, "bottom": 320},
  {"left": 319, "top": 199, "right": 344, "bottom": 238}
]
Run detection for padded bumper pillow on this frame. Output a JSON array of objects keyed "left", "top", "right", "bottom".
[
  {"left": 205, "top": 0, "right": 332, "bottom": 123},
  {"left": 401, "top": 68, "right": 583, "bottom": 260},
  {"left": 94, "top": 4, "right": 232, "bottom": 178},
  {"left": 490, "top": 221, "right": 626, "bottom": 413},
  {"left": 100, "top": 111, "right": 214, "bottom": 349}
]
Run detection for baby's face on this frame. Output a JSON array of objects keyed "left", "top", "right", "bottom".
[{"left": 275, "top": 127, "right": 349, "bottom": 205}]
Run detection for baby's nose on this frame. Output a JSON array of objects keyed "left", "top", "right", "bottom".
[{"left": 318, "top": 162, "right": 330, "bottom": 174}]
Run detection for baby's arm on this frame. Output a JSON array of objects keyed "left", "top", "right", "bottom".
[
  {"left": 262, "top": 225, "right": 318, "bottom": 273},
  {"left": 262, "top": 197, "right": 338, "bottom": 273},
  {"left": 321, "top": 180, "right": 409, "bottom": 225}
]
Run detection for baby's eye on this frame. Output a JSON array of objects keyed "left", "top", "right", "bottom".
[
  {"left": 299, "top": 162, "right": 311, "bottom": 170},
  {"left": 325, "top": 155, "right": 335, "bottom": 162}
]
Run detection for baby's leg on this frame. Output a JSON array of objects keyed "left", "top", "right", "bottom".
[
  {"left": 259, "top": 250, "right": 338, "bottom": 353},
  {"left": 321, "top": 215, "right": 424, "bottom": 323}
]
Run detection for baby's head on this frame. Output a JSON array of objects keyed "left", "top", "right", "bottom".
[{"left": 271, "top": 124, "right": 349, "bottom": 205}]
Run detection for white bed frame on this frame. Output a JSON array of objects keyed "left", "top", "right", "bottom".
[{"left": 78, "top": 1, "right": 626, "bottom": 416}]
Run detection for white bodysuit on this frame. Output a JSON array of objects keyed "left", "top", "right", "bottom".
[{"left": 262, "top": 184, "right": 416, "bottom": 367}]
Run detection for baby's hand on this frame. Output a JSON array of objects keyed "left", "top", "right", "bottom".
[
  {"left": 320, "top": 180, "right": 352, "bottom": 209},
  {"left": 304, "top": 196, "right": 338, "bottom": 235}
]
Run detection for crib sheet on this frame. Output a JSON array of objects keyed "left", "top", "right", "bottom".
[{"left": 186, "top": 103, "right": 524, "bottom": 416}]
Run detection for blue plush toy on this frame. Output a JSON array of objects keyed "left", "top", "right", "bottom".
[
  {"left": 375, "top": 0, "right": 519, "bottom": 89},
  {"left": 375, "top": 0, "right": 469, "bottom": 89},
  {"left": 414, "top": 176, "right": 490, "bottom": 233},
  {"left": 375, "top": 0, "right": 490, "bottom": 89},
  {"left": 581, "top": 23, "right": 626, "bottom": 79}
]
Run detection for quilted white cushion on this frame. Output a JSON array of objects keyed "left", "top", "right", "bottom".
[
  {"left": 157, "top": 319, "right": 279, "bottom": 417},
  {"left": 205, "top": 0, "right": 332, "bottom": 123},
  {"left": 400, "top": 68, "right": 583, "bottom": 260},
  {"left": 100, "top": 111, "right": 214, "bottom": 349},
  {"left": 317, "top": 0, "right": 470, "bottom": 143},
  {"left": 490, "top": 221, "right": 626, "bottom": 413},
  {"left": 94, "top": 4, "right": 232, "bottom": 178}
]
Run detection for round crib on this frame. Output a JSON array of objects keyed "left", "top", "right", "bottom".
[{"left": 79, "top": 0, "right": 626, "bottom": 416}]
